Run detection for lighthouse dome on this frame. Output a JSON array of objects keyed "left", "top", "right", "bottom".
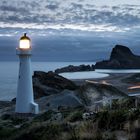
[{"left": 20, "top": 33, "right": 30, "bottom": 40}]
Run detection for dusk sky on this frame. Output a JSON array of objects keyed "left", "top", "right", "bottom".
[{"left": 1, "top": 0, "right": 140, "bottom": 61}]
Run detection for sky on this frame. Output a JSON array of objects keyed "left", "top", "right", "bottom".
[{"left": 1, "top": 0, "right": 140, "bottom": 61}]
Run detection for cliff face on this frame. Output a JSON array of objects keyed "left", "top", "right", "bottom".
[{"left": 95, "top": 45, "right": 140, "bottom": 69}]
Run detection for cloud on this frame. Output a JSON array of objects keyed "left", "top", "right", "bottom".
[
  {"left": 0, "top": 0, "right": 139, "bottom": 35},
  {"left": 71, "top": 3, "right": 83, "bottom": 9},
  {"left": 45, "top": 2, "right": 59, "bottom": 10}
]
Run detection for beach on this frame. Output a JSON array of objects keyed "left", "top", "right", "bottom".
[{"left": 73, "top": 73, "right": 140, "bottom": 96}]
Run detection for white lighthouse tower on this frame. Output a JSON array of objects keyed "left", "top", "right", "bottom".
[{"left": 15, "top": 33, "right": 39, "bottom": 114}]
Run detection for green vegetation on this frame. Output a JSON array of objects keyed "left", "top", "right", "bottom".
[
  {"left": 0, "top": 98, "right": 140, "bottom": 140},
  {"left": 33, "top": 110, "right": 54, "bottom": 122},
  {"left": 112, "top": 97, "right": 136, "bottom": 110},
  {"left": 65, "top": 110, "right": 83, "bottom": 122},
  {"left": 1, "top": 114, "right": 28, "bottom": 125}
]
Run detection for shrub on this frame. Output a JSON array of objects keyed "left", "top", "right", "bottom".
[
  {"left": 33, "top": 110, "right": 54, "bottom": 121},
  {"left": 0, "top": 126, "right": 16, "bottom": 140},
  {"left": 1, "top": 114, "right": 28, "bottom": 125},
  {"left": 15, "top": 123, "right": 62, "bottom": 140},
  {"left": 66, "top": 110, "right": 83, "bottom": 122},
  {"left": 96, "top": 110, "right": 127, "bottom": 130}
]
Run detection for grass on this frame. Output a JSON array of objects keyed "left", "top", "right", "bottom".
[
  {"left": 0, "top": 98, "right": 140, "bottom": 140},
  {"left": 33, "top": 110, "right": 54, "bottom": 122}
]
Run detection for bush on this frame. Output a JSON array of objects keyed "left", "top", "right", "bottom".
[
  {"left": 1, "top": 114, "right": 28, "bottom": 125},
  {"left": 97, "top": 110, "right": 127, "bottom": 130},
  {"left": 66, "top": 110, "right": 83, "bottom": 122},
  {"left": 128, "top": 108, "right": 140, "bottom": 121},
  {"left": 15, "top": 123, "right": 62, "bottom": 140},
  {"left": 33, "top": 110, "right": 54, "bottom": 122},
  {"left": 112, "top": 98, "right": 135, "bottom": 110},
  {"left": 0, "top": 126, "right": 16, "bottom": 140}
]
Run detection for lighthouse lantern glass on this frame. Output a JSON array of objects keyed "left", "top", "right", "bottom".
[{"left": 19, "top": 39, "right": 30, "bottom": 49}]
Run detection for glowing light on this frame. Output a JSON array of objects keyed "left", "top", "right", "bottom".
[
  {"left": 19, "top": 33, "right": 31, "bottom": 49},
  {"left": 19, "top": 40, "right": 30, "bottom": 49}
]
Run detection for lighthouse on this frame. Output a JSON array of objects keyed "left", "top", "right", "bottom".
[{"left": 15, "top": 33, "right": 39, "bottom": 114}]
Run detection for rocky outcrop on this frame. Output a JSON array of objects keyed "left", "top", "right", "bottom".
[
  {"left": 95, "top": 45, "right": 140, "bottom": 69},
  {"left": 38, "top": 90, "right": 83, "bottom": 111},
  {"left": 55, "top": 64, "right": 95, "bottom": 74},
  {"left": 33, "top": 71, "right": 78, "bottom": 98},
  {"left": 79, "top": 82, "right": 127, "bottom": 106},
  {"left": 33, "top": 71, "right": 84, "bottom": 110}
]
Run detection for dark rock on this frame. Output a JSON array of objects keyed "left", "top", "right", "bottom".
[
  {"left": 55, "top": 64, "right": 95, "bottom": 74},
  {"left": 0, "top": 101, "right": 14, "bottom": 109},
  {"left": 44, "top": 90, "right": 83, "bottom": 111},
  {"left": 95, "top": 44, "right": 140, "bottom": 69},
  {"left": 33, "top": 71, "right": 78, "bottom": 98},
  {"left": 11, "top": 98, "right": 16, "bottom": 103},
  {"left": 110, "top": 45, "right": 133, "bottom": 60}
]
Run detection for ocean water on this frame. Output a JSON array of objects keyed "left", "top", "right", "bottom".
[{"left": 1, "top": 61, "right": 140, "bottom": 101}]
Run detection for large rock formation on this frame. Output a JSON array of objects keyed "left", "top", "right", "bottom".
[
  {"left": 39, "top": 90, "right": 83, "bottom": 111},
  {"left": 33, "top": 71, "right": 78, "bottom": 98},
  {"left": 55, "top": 64, "right": 95, "bottom": 74},
  {"left": 95, "top": 45, "right": 140, "bottom": 69}
]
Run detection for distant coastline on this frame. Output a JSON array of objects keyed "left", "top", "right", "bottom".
[{"left": 54, "top": 44, "right": 140, "bottom": 74}]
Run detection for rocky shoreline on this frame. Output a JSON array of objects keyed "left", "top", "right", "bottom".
[{"left": 55, "top": 64, "right": 95, "bottom": 74}]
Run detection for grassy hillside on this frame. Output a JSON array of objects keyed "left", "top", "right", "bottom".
[{"left": 0, "top": 98, "right": 139, "bottom": 140}]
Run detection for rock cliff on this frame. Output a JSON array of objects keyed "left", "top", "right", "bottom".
[{"left": 95, "top": 45, "right": 140, "bottom": 69}]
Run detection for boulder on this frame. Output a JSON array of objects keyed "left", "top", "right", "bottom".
[
  {"left": 36, "top": 89, "right": 83, "bottom": 111},
  {"left": 95, "top": 45, "right": 140, "bottom": 69},
  {"left": 45, "top": 90, "right": 83, "bottom": 110}
]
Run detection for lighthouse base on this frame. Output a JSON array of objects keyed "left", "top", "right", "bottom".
[
  {"left": 15, "top": 101, "right": 39, "bottom": 114},
  {"left": 30, "top": 102, "right": 39, "bottom": 114}
]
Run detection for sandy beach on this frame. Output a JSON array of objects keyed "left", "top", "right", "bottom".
[{"left": 73, "top": 73, "right": 140, "bottom": 95}]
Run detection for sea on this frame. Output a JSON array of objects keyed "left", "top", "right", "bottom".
[{"left": 1, "top": 61, "right": 140, "bottom": 101}]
